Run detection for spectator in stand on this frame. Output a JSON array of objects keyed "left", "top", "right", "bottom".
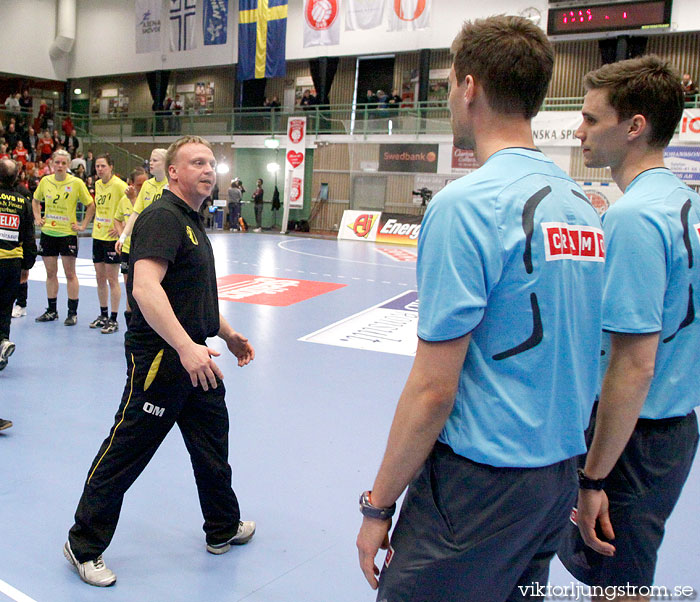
[
  {"left": 5, "top": 123, "right": 19, "bottom": 152},
  {"left": 37, "top": 160, "right": 51, "bottom": 177},
  {"left": 268, "top": 96, "right": 280, "bottom": 111},
  {"left": 63, "top": 129, "right": 79, "bottom": 158},
  {"left": 86, "top": 175, "right": 95, "bottom": 197},
  {"left": 19, "top": 89, "right": 32, "bottom": 116},
  {"left": 37, "top": 101, "right": 49, "bottom": 130},
  {"left": 85, "top": 150, "right": 96, "bottom": 179},
  {"left": 52, "top": 129, "right": 62, "bottom": 151},
  {"left": 62, "top": 115, "right": 75, "bottom": 137},
  {"left": 171, "top": 94, "right": 184, "bottom": 132},
  {"left": 365, "top": 89, "right": 379, "bottom": 119},
  {"left": 5, "top": 93, "right": 20, "bottom": 117},
  {"left": 0, "top": 144, "right": 9, "bottom": 160},
  {"left": 681, "top": 73, "right": 699, "bottom": 100},
  {"left": 28, "top": 166, "right": 40, "bottom": 194},
  {"left": 12, "top": 141, "right": 29, "bottom": 167},
  {"left": 25, "top": 126, "right": 38, "bottom": 161},
  {"left": 388, "top": 89, "right": 403, "bottom": 113},
  {"left": 71, "top": 151, "right": 87, "bottom": 174},
  {"left": 73, "top": 164, "right": 86, "bottom": 181},
  {"left": 299, "top": 89, "right": 316, "bottom": 111},
  {"left": 38, "top": 130, "right": 54, "bottom": 162}
]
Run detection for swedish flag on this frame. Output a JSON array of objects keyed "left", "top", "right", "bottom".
[{"left": 238, "top": 0, "right": 288, "bottom": 81}]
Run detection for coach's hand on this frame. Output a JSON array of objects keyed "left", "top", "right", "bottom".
[
  {"left": 179, "top": 342, "right": 223, "bottom": 391},
  {"left": 576, "top": 488, "right": 616, "bottom": 557},
  {"left": 224, "top": 332, "right": 255, "bottom": 367},
  {"left": 357, "top": 516, "right": 391, "bottom": 590}
]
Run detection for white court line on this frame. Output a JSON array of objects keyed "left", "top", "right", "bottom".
[
  {"left": 0, "top": 579, "right": 39, "bottom": 602},
  {"left": 276, "top": 239, "right": 416, "bottom": 270}
]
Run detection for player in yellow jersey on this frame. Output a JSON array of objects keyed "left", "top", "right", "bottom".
[
  {"left": 115, "top": 148, "right": 168, "bottom": 254},
  {"left": 113, "top": 166, "right": 147, "bottom": 327},
  {"left": 89, "top": 154, "right": 128, "bottom": 334},
  {"left": 32, "top": 149, "right": 95, "bottom": 326}
]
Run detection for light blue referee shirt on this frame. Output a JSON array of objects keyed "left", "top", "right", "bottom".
[
  {"left": 417, "top": 148, "right": 605, "bottom": 468},
  {"left": 600, "top": 168, "right": 700, "bottom": 419}
]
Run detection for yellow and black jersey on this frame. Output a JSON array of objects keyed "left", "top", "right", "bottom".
[
  {"left": 0, "top": 187, "right": 37, "bottom": 269},
  {"left": 33, "top": 174, "right": 93, "bottom": 237},
  {"left": 93, "top": 175, "right": 128, "bottom": 241}
]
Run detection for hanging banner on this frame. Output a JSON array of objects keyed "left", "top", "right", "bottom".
[
  {"left": 303, "top": 0, "right": 341, "bottom": 47},
  {"left": 387, "top": 0, "right": 431, "bottom": 32},
  {"left": 286, "top": 116, "right": 307, "bottom": 209},
  {"left": 170, "top": 0, "right": 198, "bottom": 51},
  {"left": 346, "top": 0, "right": 384, "bottom": 30},
  {"left": 238, "top": 0, "right": 288, "bottom": 80},
  {"left": 679, "top": 109, "right": 700, "bottom": 142},
  {"left": 135, "top": 0, "right": 162, "bottom": 54},
  {"left": 203, "top": 0, "right": 228, "bottom": 45},
  {"left": 531, "top": 111, "right": 583, "bottom": 147}
]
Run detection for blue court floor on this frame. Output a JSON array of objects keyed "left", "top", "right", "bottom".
[{"left": 1, "top": 232, "right": 698, "bottom": 602}]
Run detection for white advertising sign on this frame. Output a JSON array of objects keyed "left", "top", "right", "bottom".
[
  {"left": 678, "top": 109, "right": 700, "bottom": 142},
  {"left": 337, "top": 210, "right": 381, "bottom": 242},
  {"left": 531, "top": 111, "right": 583, "bottom": 147},
  {"left": 300, "top": 291, "right": 419, "bottom": 356},
  {"left": 285, "top": 116, "right": 307, "bottom": 209}
]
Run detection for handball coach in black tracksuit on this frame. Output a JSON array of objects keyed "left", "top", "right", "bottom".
[{"left": 64, "top": 136, "right": 256, "bottom": 587}]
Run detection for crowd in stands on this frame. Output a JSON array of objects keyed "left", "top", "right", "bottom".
[{"left": 1, "top": 89, "right": 96, "bottom": 198}]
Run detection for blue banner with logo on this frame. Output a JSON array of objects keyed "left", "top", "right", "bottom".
[
  {"left": 203, "top": 0, "right": 228, "bottom": 45},
  {"left": 664, "top": 146, "right": 700, "bottom": 184},
  {"left": 238, "top": 0, "right": 288, "bottom": 80}
]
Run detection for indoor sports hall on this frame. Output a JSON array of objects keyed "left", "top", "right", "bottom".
[
  {"left": 1, "top": 1, "right": 700, "bottom": 601},
  {"left": 2, "top": 232, "right": 699, "bottom": 602}
]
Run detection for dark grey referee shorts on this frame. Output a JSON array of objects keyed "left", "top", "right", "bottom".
[
  {"left": 376, "top": 442, "right": 578, "bottom": 602},
  {"left": 558, "top": 409, "right": 698, "bottom": 588}
]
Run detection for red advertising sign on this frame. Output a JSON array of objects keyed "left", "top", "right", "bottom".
[
  {"left": 217, "top": 274, "right": 345, "bottom": 306},
  {"left": 451, "top": 147, "right": 479, "bottom": 171}
]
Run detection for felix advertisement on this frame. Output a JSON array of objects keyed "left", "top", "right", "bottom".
[{"left": 286, "top": 116, "right": 306, "bottom": 209}]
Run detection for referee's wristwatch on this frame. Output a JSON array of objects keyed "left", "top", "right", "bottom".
[
  {"left": 577, "top": 468, "right": 606, "bottom": 490},
  {"left": 359, "top": 491, "right": 396, "bottom": 521}
]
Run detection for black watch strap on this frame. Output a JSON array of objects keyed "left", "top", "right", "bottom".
[
  {"left": 577, "top": 468, "right": 605, "bottom": 490},
  {"left": 359, "top": 490, "right": 396, "bottom": 520}
]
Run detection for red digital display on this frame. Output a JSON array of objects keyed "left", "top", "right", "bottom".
[{"left": 547, "top": 0, "right": 671, "bottom": 35}]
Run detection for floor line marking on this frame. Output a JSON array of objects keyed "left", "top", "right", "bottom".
[
  {"left": 277, "top": 239, "right": 416, "bottom": 270},
  {"left": 0, "top": 579, "right": 39, "bottom": 602}
]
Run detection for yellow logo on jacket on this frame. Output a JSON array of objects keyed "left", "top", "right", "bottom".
[{"left": 186, "top": 225, "right": 198, "bottom": 246}]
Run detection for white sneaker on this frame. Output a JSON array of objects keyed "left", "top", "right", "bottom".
[
  {"left": 0, "top": 339, "right": 15, "bottom": 371},
  {"left": 63, "top": 541, "right": 116, "bottom": 587},
  {"left": 206, "top": 520, "right": 256, "bottom": 554},
  {"left": 253, "top": 228, "right": 262, "bottom": 233},
  {"left": 11, "top": 305, "right": 26, "bottom": 318}
]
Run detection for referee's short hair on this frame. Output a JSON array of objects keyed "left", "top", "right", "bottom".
[
  {"left": 165, "top": 136, "right": 212, "bottom": 172},
  {"left": 583, "top": 55, "right": 684, "bottom": 149},
  {"left": 450, "top": 15, "right": 554, "bottom": 120}
]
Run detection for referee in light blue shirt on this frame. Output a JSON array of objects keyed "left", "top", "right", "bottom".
[
  {"left": 559, "top": 56, "right": 700, "bottom": 593},
  {"left": 355, "top": 16, "right": 605, "bottom": 602}
]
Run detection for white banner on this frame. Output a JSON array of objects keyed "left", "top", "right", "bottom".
[
  {"left": 285, "top": 116, "right": 307, "bottom": 209},
  {"left": 303, "top": 0, "right": 341, "bottom": 47},
  {"left": 679, "top": 109, "right": 700, "bottom": 142},
  {"left": 531, "top": 111, "right": 582, "bottom": 147},
  {"left": 387, "top": 0, "right": 431, "bottom": 32},
  {"left": 346, "top": 0, "right": 384, "bottom": 30},
  {"left": 136, "top": 0, "right": 162, "bottom": 54},
  {"left": 337, "top": 210, "right": 382, "bottom": 242},
  {"left": 169, "top": 0, "right": 198, "bottom": 52}
]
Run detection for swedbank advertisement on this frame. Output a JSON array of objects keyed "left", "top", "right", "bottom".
[{"left": 338, "top": 211, "right": 422, "bottom": 247}]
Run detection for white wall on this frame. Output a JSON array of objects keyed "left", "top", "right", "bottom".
[
  {"left": 2, "top": 0, "right": 700, "bottom": 81},
  {"left": 0, "top": 0, "right": 69, "bottom": 80}
]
